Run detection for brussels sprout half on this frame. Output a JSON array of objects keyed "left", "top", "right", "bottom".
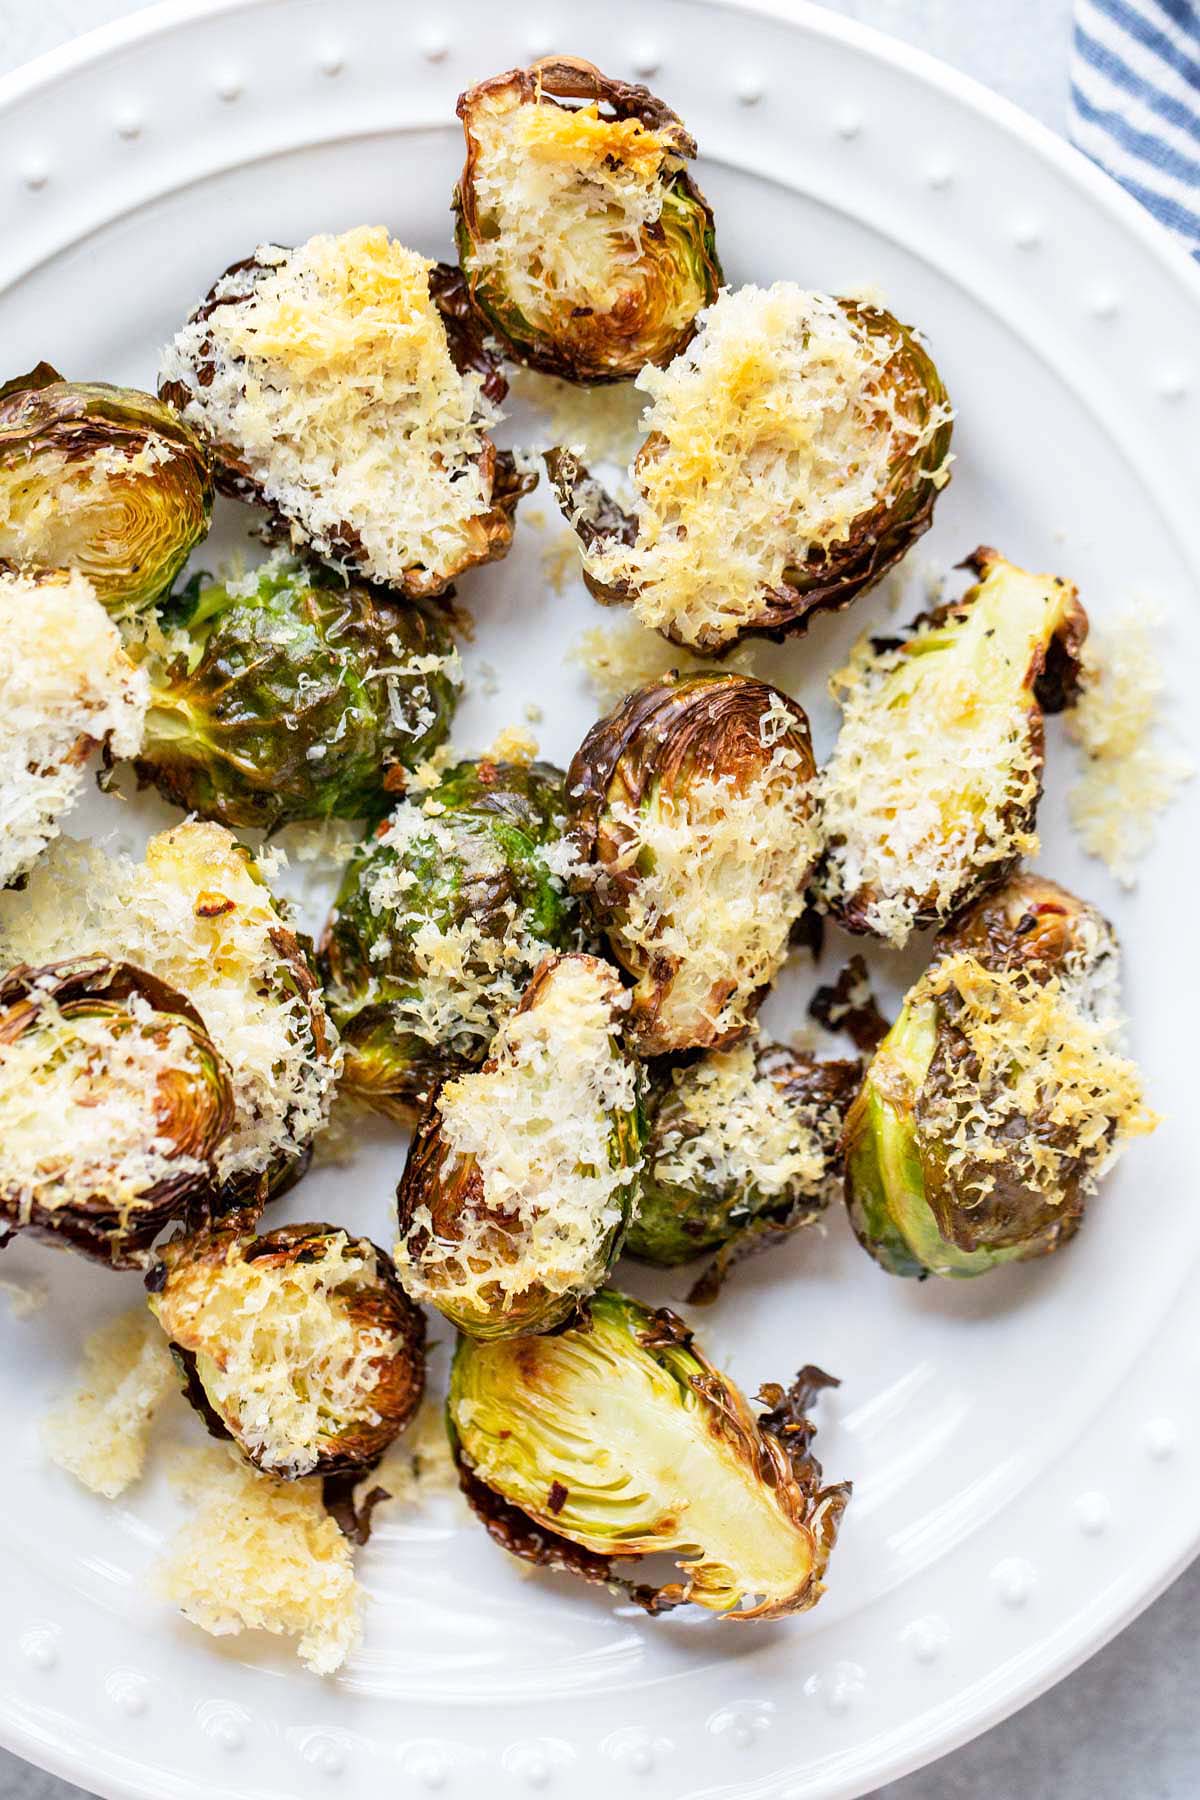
[
  {"left": 320, "top": 758, "right": 581, "bottom": 1118},
  {"left": 0, "top": 363, "right": 213, "bottom": 619},
  {"left": 135, "top": 554, "right": 460, "bottom": 831},
  {"left": 816, "top": 547, "right": 1089, "bottom": 947},
  {"left": 0, "top": 956, "right": 234, "bottom": 1266},
  {"left": 454, "top": 57, "right": 721, "bottom": 383},
  {"left": 547, "top": 287, "right": 953, "bottom": 651},
  {"left": 449, "top": 1288, "right": 849, "bottom": 1619},
  {"left": 566, "top": 672, "right": 819, "bottom": 1055},
  {"left": 395, "top": 953, "right": 643, "bottom": 1339},
  {"left": 159, "top": 229, "right": 534, "bottom": 599},
  {"left": 149, "top": 1220, "right": 424, "bottom": 1479},
  {"left": 844, "top": 874, "right": 1156, "bottom": 1279},
  {"left": 628, "top": 1038, "right": 861, "bottom": 1297}
]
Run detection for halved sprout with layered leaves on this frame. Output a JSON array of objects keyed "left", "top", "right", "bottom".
[
  {"left": 159, "top": 227, "right": 533, "bottom": 597},
  {"left": 0, "top": 363, "right": 212, "bottom": 618},
  {"left": 548, "top": 284, "right": 953, "bottom": 650},
  {"left": 844, "top": 873, "right": 1157, "bottom": 1279},
  {"left": 0, "top": 956, "right": 233, "bottom": 1265},
  {"left": 0, "top": 568, "right": 148, "bottom": 888},
  {"left": 0, "top": 821, "right": 340, "bottom": 1207},
  {"left": 395, "top": 953, "right": 643, "bottom": 1339},
  {"left": 449, "top": 1288, "right": 849, "bottom": 1619},
  {"left": 136, "top": 553, "right": 461, "bottom": 831},
  {"left": 816, "top": 547, "right": 1089, "bottom": 947},
  {"left": 629, "top": 1034, "right": 861, "bottom": 1297},
  {"left": 149, "top": 1220, "right": 424, "bottom": 1478},
  {"left": 566, "top": 672, "right": 819, "bottom": 1055},
  {"left": 320, "top": 758, "right": 581, "bottom": 1118},
  {"left": 454, "top": 57, "right": 721, "bottom": 382}
]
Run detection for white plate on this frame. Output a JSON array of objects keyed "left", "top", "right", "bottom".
[{"left": 1, "top": 2, "right": 1198, "bottom": 1796}]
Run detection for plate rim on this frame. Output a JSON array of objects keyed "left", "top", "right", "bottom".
[{"left": 0, "top": 2, "right": 1198, "bottom": 1796}]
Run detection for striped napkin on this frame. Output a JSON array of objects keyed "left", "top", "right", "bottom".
[{"left": 1070, "top": 0, "right": 1200, "bottom": 256}]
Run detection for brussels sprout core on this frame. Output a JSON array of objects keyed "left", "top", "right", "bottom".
[
  {"left": 548, "top": 285, "right": 952, "bottom": 649},
  {"left": 844, "top": 874, "right": 1157, "bottom": 1278},
  {"left": 567, "top": 672, "right": 819, "bottom": 1054},
  {"left": 150, "top": 1221, "right": 424, "bottom": 1479},
  {"left": 0, "top": 956, "right": 233, "bottom": 1265},
  {"left": 137, "top": 554, "right": 460, "bottom": 830},
  {"left": 395, "top": 954, "right": 643, "bottom": 1339},
  {"left": 454, "top": 58, "right": 721, "bottom": 383},
  {"left": 0, "top": 363, "right": 213, "bottom": 618},
  {"left": 817, "top": 548, "right": 1089, "bottom": 947},
  {"left": 320, "top": 758, "right": 581, "bottom": 1117},
  {"left": 159, "top": 227, "right": 532, "bottom": 597},
  {"left": 450, "top": 1289, "right": 849, "bottom": 1619},
  {"left": 629, "top": 1036, "right": 861, "bottom": 1291}
]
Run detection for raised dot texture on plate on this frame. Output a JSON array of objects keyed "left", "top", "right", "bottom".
[
  {"left": 1075, "top": 1491, "right": 1111, "bottom": 1536},
  {"left": 19, "top": 161, "right": 48, "bottom": 191},
  {"left": 902, "top": 1614, "right": 951, "bottom": 1664},
  {"left": 105, "top": 1669, "right": 150, "bottom": 1717},
  {"left": 197, "top": 1702, "right": 250, "bottom": 1752},
  {"left": 735, "top": 76, "right": 764, "bottom": 105},
  {"left": 1145, "top": 1417, "right": 1178, "bottom": 1459},
  {"left": 114, "top": 110, "right": 143, "bottom": 140},
  {"left": 992, "top": 1556, "right": 1037, "bottom": 1607},
  {"left": 18, "top": 1626, "right": 58, "bottom": 1670}
]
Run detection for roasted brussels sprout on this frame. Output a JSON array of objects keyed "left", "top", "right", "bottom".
[
  {"left": 0, "top": 363, "right": 212, "bottom": 618},
  {"left": 816, "top": 547, "right": 1088, "bottom": 948},
  {"left": 0, "top": 568, "right": 148, "bottom": 888},
  {"left": 454, "top": 57, "right": 721, "bottom": 383},
  {"left": 135, "top": 553, "right": 460, "bottom": 831},
  {"left": 149, "top": 1220, "right": 424, "bottom": 1478},
  {"left": 320, "top": 758, "right": 581, "bottom": 1117},
  {"left": 159, "top": 226, "right": 533, "bottom": 598},
  {"left": 0, "top": 956, "right": 233, "bottom": 1265},
  {"left": 548, "top": 284, "right": 953, "bottom": 650},
  {"left": 0, "top": 821, "right": 341, "bottom": 1194},
  {"left": 449, "top": 1288, "right": 849, "bottom": 1618},
  {"left": 628, "top": 1036, "right": 861, "bottom": 1292},
  {"left": 566, "top": 672, "right": 818, "bottom": 1055},
  {"left": 844, "top": 873, "right": 1157, "bottom": 1278},
  {"left": 395, "top": 953, "right": 643, "bottom": 1338}
]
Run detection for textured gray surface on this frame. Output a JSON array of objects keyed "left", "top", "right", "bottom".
[{"left": 0, "top": 1, "right": 1193, "bottom": 1797}]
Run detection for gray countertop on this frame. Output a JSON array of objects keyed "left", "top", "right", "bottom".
[{"left": 0, "top": 2, "right": 1195, "bottom": 1796}]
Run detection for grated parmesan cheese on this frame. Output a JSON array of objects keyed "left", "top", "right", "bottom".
[
  {"left": 1066, "top": 609, "right": 1193, "bottom": 886},
  {"left": 151, "top": 1231, "right": 400, "bottom": 1479},
  {"left": 506, "top": 365, "right": 645, "bottom": 466},
  {"left": 609, "top": 694, "right": 819, "bottom": 1046},
  {"left": 0, "top": 569, "right": 147, "bottom": 886},
  {"left": 350, "top": 1393, "right": 458, "bottom": 1514},
  {"left": 160, "top": 227, "right": 501, "bottom": 590},
  {"left": 652, "top": 1039, "right": 830, "bottom": 1204},
  {"left": 817, "top": 552, "right": 1083, "bottom": 946},
  {"left": 0, "top": 989, "right": 211, "bottom": 1231},
  {"left": 569, "top": 615, "right": 759, "bottom": 708},
  {"left": 157, "top": 1445, "right": 361, "bottom": 1674},
  {"left": 917, "top": 952, "right": 1158, "bottom": 1208},
  {"left": 396, "top": 956, "right": 639, "bottom": 1319},
  {"left": 43, "top": 1309, "right": 177, "bottom": 1499},
  {"left": 0, "top": 824, "right": 340, "bottom": 1183},
  {"left": 582, "top": 285, "right": 952, "bottom": 649},
  {"left": 485, "top": 724, "right": 539, "bottom": 764},
  {"left": 466, "top": 95, "right": 687, "bottom": 342}
]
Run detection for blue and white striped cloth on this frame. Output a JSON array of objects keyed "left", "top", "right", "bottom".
[{"left": 1071, "top": 0, "right": 1200, "bottom": 256}]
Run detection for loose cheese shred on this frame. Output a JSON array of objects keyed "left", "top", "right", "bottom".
[
  {"left": 0, "top": 569, "right": 147, "bottom": 886},
  {"left": 920, "top": 953, "right": 1157, "bottom": 1207},
  {"left": 582, "top": 285, "right": 951, "bottom": 648},
  {"left": 151, "top": 1233, "right": 400, "bottom": 1478},
  {"left": 158, "top": 1446, "right": 362, "bottom": 1675},
  {"left": 397, "top": 958, "right": 638, "bottom": 1313},
  {"left": 43, "top": 1309, "right": 176, "bottom": 1499},
  {"left": 0, "top": 824, "right": 339, "bottom": 1183},
  {"left": 569, "top": 616, "right": 759, "bottom": 708},
  {"left": 161, "top": 227, "right": 499, "bottom": 588},
  {"left": 506, "top": 365, "right": 645, "bottom": 466},
  {"left": 1066, "top": 610, "right": 1193, "bottom": 887}
]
